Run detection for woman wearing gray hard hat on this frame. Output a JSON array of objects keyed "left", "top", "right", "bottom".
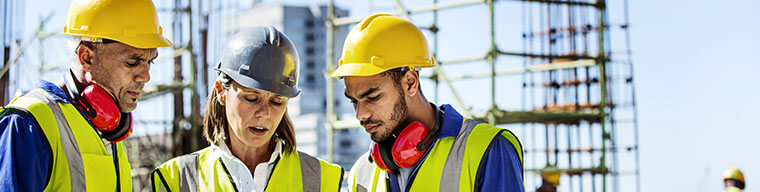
[{"left": 151, "top": 26, "right": 343, "bottom": 191}]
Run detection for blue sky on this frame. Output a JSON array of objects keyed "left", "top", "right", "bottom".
[{"left": 7, "top": 0, "right": 760, "bottom": 191}]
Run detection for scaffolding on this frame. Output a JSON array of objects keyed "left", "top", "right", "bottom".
[{"left": 324, "top": 0, "right": 639, "bottom": 191}]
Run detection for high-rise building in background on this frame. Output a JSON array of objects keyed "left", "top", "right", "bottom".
[{"left": 224, "top": 3, "right": 370, "bottom": 169}]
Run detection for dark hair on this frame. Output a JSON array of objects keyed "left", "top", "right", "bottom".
[
  {"left": 202, "top": 74, "right": 296, "bottom": 153},
  {"left": 380, "top": 68, "right": 421, "bottom": 91}
]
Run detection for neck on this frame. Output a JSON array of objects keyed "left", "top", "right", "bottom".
[
  {"left": 60, "top": 68, "right": 88, "bottom": 99},
  {"left": 408, "top": 95, "right": 436, "bottom": 131},
  {"left": 229, "top": 137, "right": 275, "bottom": 177}
]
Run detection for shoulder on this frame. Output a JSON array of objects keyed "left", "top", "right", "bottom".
[
  {"left": 0, "top": 107, "right": 49, "bottom": 148},
  {"left": 349, "top": 151, "right": 376, "bottom": 178},
  {"left": 155, "top": 146, "right": 216, "bottom": 173},
  {"left": 293, "top": 150, "right": 344, "bottom": 172}
]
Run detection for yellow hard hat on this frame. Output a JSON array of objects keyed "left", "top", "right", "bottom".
[
  {"left": 724, "top": 167, "right": 745, "bottom": 183},
  {"left": 63, "top": 0, "right": 172, "bottom": 49},
  {"left": 541, "top": 166, "right": 562, "bottom": 187},
  {"left": 330, "top": 14, "right": 435, "bottom": 78}
]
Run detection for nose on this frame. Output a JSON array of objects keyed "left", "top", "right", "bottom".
[
  {"left": 355, "top": 103, "right": 371, "bottom": 122},
  {"left": 135, "top": 63, "right": 150, "bottom": 83},
  {"left": 254, "top": 102, "right": 271, "bottom": 119}
]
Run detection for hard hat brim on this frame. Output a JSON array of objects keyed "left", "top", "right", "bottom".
[
  {"left": 216, "top": 68, "right": 300, "bottom": 98},
  {"left": 64, "top": 32, "right": 173, "bottom": 49},
  {"left": 330, "top": 61, "right": 434, "bottom": 78},
  {"left": 122, "top": 34, "right": 173, "bottom": 49}
]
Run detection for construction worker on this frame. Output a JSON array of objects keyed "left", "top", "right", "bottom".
[
  {"left": 724, "top": 167, "right": 745, "bottom": 192},
  {"left": 0, "top": 0, "right": 171, "bottom": 191},
  {"left": 151, "top": 26, "right": 343, "bottom": 192},
  {"left": 333, "top": 14, "right": 524, "bottom": 192},
  {"left": 536, "top": 166, "right": 561, "bottom": 192}
]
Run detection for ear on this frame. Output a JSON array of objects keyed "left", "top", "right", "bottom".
[
  {"left": 76, "top": 44, "right": 96, "bottom": 72},
  {"left": 402, "top": 70, "right": 420, "bottom": 97},
  {"left": 214, "top": 81, "right": 226, "bottom": 105}
]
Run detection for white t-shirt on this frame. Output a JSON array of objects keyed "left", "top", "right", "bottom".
[{"left": 217, "top": 140, "right": 283, "bottom": 192}]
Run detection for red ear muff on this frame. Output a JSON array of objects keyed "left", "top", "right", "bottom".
[
  {"left": 370, "top": 121, "right": 434, "bottom": 173},
  {"left": 391, "top": 121, "right": 429, "bottom": 168},
  {"left": 80, "top": 84, "right": 121, "bottom": 131},
  {"left": 64, "top": 71, "right": 133, "bottom": 143},
  {"left": 370, "top": 142, "right": 397, "bottom": 173},
  {"left": 100, "top": 113, "right": 133, "bottom": 142}
]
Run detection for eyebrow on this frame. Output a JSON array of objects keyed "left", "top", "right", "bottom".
[
  {"left": 128, "top": 53, "right": 158, "bottom": 62},
  {"left": 245, "top": 88, "right": 286, "bottom": 100},
  {"left": 345, "top": 87, "right": 379, "bottom": 100}
]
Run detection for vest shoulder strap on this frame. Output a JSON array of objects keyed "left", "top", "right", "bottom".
[
  {"left": 175, "top": 153, "right": 200, "bottom": 192},
  {"left": 14, "top": 90, "right": 87, "bottom": 191}
]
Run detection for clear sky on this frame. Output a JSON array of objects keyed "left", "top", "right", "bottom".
[{"left": 8, "top": 0, "right": 760, "bottom": 191}]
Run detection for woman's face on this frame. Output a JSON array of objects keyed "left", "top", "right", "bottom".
[{"left": 218, "top": 81, "right": 289, "bottom": 149}]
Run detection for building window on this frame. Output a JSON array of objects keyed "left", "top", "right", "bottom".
[
  {"left": 307, "top": 74, "right": 315, "bottom": 82},
  {"left": 305, "top": 20, "right": 314, "bottom": 28},
  {"left": 306, "top": 47, "right": 315, "bottom": 55},
  {"left": 307, "top": 60, "right": 315, "bottom": 69},
  {"left": 339, "top": 140, "right": 351, "bottom": 148},
  {"left": 306, "top": 33, "right": 315, "bottom": 41}
]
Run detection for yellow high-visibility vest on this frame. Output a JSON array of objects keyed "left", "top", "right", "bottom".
[
  {"left": 4, "top": 88, "right": 132, "bottom": 191},
  {"left": 152, "top": 145, "right": 344, "bottom": 192},
  {"left": 348, "top": 118, "right": 523, "bottom": 192}
]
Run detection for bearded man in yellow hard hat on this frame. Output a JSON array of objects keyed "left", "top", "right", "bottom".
[
  {"left": 335, "top": 14, "right": 524, "bottom": 191},
  {"left": 0, "top": 0, "right": 171, "bottom": 191}
]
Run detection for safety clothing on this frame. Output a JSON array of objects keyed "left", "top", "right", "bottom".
[
  {"left": 2, "top": 86, "right": 132, "bottom": 191},
  {"left": 64, "top": 71, "right": 132, "bottom": 142},
  {"left": 724, "top": 167, "right": 745, "bottom": 183},
  {"left": 152, "top": 145, "right": 343, "bottom": 191},
  {"left": 349, "top": 104, "right": 524, "bottom": 192},
  {"left": 331, "top": 14, "right": 435, "bottom": 78},
  {"left": 216, "top": 26, "right": 301, "bottom": 98},
  {"left": 726, "top": 186, "right": 743, "bottom": 192},
  {"left": 63, "top": 0, "right": 172, "bottom": 48}
]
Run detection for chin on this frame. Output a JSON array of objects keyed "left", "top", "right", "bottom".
[{"left": 120, "top": 106, "right": 136, "bottom": 113}]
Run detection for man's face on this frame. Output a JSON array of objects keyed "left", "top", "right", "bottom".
[
  {"left": 344, "top": 74, "right": 408, "bottom": 142},
  {"left": 89, "top": 42, "right": 157, "bottom": 112}
]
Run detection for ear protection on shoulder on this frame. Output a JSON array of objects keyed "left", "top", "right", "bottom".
[
  {"left": 65, "top": 70, "right": 132, "bottom": 142},
  {"left": 370, "top": 104, "right": 443, "bottom": 173}
]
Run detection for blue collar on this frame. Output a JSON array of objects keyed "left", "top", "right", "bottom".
[
  {"left": 38, "top": 80, "right": 74, "bottom": 104},
  {"left": 435, "top": 104, "right": 465, "bottom": 139}
]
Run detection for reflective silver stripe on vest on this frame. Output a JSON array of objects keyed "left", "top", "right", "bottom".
[
  {"left": 25, "top": 91, "right": 87, "bottom": 191},
  {"left": 298, "top": 151, "right": 322, "bottom": 192},
  {"left": 439, "top": 119, "right": 481, "bottom": 191},
  {"left": 176, "top": 153, "right": 200, "bottom": 192},
  {"left": 26, "top": 91, "right": 87, "bottom": 191}
]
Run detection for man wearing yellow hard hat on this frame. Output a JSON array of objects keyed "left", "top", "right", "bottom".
[
  {"left": 0, "top": 0, "right": 171, "bottom": 191},
  {"left": 724, "top": 167, "right": 746, "bottom": 192},
  {"left": 334, "top": 14, "right": 524, "bottom": 191}
]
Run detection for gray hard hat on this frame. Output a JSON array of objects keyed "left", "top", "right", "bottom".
[{"left": 216, "top": 26, "right": 300, "bottom": 98}]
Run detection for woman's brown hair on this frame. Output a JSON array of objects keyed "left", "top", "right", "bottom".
[{"left": 202, "top": 74, "right": 296, "bottom": 153}]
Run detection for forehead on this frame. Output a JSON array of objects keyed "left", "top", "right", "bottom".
[
  {"left": 102, "top": 42, "right": 157, "bottom": 58},
  {"left": 230, "top": 81, "right": 285, "bottom": 98},
  {"left": 344, "top": 74, "right": 395, "bottom": 94}
]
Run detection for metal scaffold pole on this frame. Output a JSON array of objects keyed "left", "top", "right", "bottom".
[{"left": 325, "top": 0, "right": 336, "bottom": 162}]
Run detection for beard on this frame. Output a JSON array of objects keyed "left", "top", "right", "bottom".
[{"left": 369, "top": 92, "right": 408, "bottom": 142}]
